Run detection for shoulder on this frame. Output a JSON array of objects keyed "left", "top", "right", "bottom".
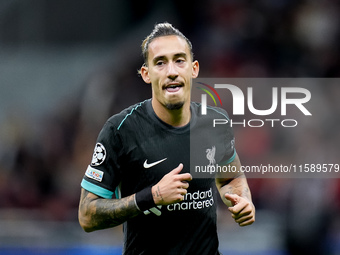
[
  {"left": 191, "top": 102, "right": 230, "bottom": 120},
  {"left": 106, "top": 99, "right": 151, "bottom": 131}
]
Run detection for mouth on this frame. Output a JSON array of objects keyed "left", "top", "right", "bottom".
[{"left": 164, "top": 83, "right": 184, "bottom": 93}]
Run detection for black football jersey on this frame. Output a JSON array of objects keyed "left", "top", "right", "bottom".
[{"left": 81, "top": 99, "right": 235, "bottom": 255}]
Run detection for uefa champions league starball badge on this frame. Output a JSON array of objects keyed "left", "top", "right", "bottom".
[{"left": 91, "top": 143, "right": 106, "bottom": 166}]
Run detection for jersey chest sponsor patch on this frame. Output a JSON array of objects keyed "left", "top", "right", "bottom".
[{"left": 85, "top": 165, "right": 104, "bottom": 182}]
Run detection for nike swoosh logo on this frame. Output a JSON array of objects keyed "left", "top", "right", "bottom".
[{"left": 143, "top": 158, "right": 167, "bottom": 168}]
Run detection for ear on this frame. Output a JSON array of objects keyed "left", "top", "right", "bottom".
[
  {"left": 192, "top": 60, "right": 199, "bottom": 79},
  {"left": 140, "top": 64, "right": 151, "bottom": 84}
]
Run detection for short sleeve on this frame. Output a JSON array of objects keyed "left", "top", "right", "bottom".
[{"left": 81, "top": 120, "right": 123, "bottom": 198}]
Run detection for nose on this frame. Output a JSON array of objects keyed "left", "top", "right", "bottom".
[{"left": 167, "top": 62, "right": 179, "bottom": 80}]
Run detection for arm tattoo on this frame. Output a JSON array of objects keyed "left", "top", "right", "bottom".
[
  {"left": 215, "top": 153, "right": 253, "bottom": 205},
  {"left": 226, "top": 177, "right": 251, "bottom": 200},
  {"left": 216, "top": 174, "right": 252, "bottom": 203},
  {"left": 225, "top": 186, "right": 233, "bottom": 195},
  {"left": 153, "top": 185, "right": 164, "bottom": 202},
  {"left": 79, "top": 189, "right": 141, "bottom": 232}
]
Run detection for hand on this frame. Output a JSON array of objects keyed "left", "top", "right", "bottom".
[
  {"left": 152, "top": 164, "right": 192, "bottom": 205},
  {"left": 224, "top": 193, "right": 255, "bottom": 227}
]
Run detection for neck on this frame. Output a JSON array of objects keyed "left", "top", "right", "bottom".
[{"left": 151, "top": 99, "right": 191, "bottom": 127}]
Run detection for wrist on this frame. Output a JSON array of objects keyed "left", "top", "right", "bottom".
[
  {"left": 135, "top": 187, "right": 156, "bottom": 212},
  {"left": 151, "top": 185, "right": 164, "bottom": 205}
]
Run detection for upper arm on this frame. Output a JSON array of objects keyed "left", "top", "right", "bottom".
[{"left": 215, "top": 153, "right": 242, "bottom": 189}]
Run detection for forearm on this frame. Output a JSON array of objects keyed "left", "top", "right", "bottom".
[
  {"left": 217, "top": 173, "right": 256, "bottom": 226},
  {"left": 216, "top": 154, "right": 255, "bottom": 226},
  {"left": 215, "top": 153, "right": 252, "bottom": 205},
  {"left": 78, "top": 188, "right": 141, "bottom": 232},
  {"left": 217, "top": 173, "right": 252, "bottom": 205}
]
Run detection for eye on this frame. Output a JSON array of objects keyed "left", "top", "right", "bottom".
[
  {"left": 176, "top": 58, "right": 185, "bottom": 64},
  {"left": 156, "top": 60, "right": 165, "bottom": 66}
]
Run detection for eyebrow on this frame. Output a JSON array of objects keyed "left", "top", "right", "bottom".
[{"left": 152, "top": 52, "right": 187, "bottom": 63}]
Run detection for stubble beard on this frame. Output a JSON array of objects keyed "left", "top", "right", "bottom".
[{"left": 165, "top": 101, "right": 185, "bottom": 110}]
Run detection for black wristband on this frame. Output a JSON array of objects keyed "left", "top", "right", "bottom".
[{"left": 135, "top": 187, "right": 156, "bottom": 211}]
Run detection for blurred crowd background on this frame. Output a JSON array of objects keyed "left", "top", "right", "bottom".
[{"left": 1, "top": 0, "right": 340, "bottom": 254}]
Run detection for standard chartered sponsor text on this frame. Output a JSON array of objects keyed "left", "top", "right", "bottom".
[{"left": 167, "top": 188, "right": 214, "bottom": 211}]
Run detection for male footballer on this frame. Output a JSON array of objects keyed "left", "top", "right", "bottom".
[{"left": 78, "top": 22, "right": 255, "bottom": 254}]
